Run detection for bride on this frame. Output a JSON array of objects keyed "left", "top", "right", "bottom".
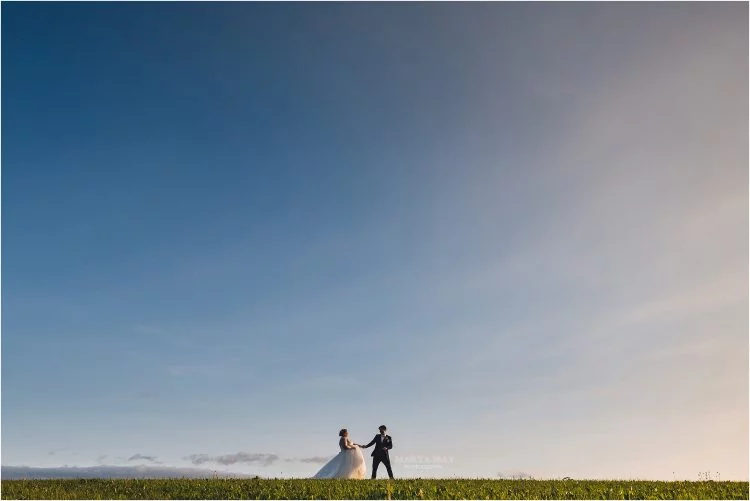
[{"left": 312, "top": 429, "right": 366, "bottom": 479}]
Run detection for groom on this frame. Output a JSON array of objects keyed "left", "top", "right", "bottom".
[{"left": 359, "top": 425, "right": 394, "bottom": 479}]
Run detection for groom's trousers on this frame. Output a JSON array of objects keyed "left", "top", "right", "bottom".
[{"left": 372, "top": 455, "right": 394, "bottom": 479}]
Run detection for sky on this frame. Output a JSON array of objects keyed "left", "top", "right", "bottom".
[{"left": 1, "top": 2, "right": 747, "bottom": 481}]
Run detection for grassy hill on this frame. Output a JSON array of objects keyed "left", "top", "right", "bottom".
[{"left": 2, "top": 477, "right": 748, "bottom": 499}]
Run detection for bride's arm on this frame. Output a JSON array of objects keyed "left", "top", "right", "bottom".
[{"left": 340, "top": 437, "right": 357, "bottom": 450}]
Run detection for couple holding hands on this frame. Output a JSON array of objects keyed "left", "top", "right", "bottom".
[{"left": 312, "top": 425, "right": 394, "bottom": 480}]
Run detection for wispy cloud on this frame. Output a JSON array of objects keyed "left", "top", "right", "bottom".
[
  {"left": 1, "top": 465, "right": 256, "bottom": 479},
  {"left": 128, "top": 454, "right": 162, "bottom": 464},
  {"left": 284, "top": 456, "right": 330, "bottom": 464},
  {"left": 185, "top": 452, "right": 280, "bottom": 467},
  {"left": 497, "top": 471, "right": 534, "bottom": 480},
  {"left": 186, "top": 453, "right": 330, "bottom": 466}
]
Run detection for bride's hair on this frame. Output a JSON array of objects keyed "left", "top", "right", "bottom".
[{"left": 339, "top": 428, "right": 348, "bottom": 437}]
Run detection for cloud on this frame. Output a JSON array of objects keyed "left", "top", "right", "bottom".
[
  {"left": 185, "top": 452, "right": 280, "bottom": 467},
  {"left": 127, "top": 454, "right": 162, "bottom": 464},
  {"left": 1, "top": 465, "right": 257, "bottom": 480},
  {"left": 186, "top": 453, "right": 326, "bottom": 466},
  {"left": 284, "top": 456, "right": 331, "bottom": 464},
  {"left": 186, "top": 454, "right": 211, "bottom": 465},
  {"left": 497, "top": 471, "right": 534, "bottom": 480},
  {"left": 47, "top": 447, "right": 69, "bottom": 456},
  {"left": 298, "top": 456, "right": 330, "bottom": 464}
]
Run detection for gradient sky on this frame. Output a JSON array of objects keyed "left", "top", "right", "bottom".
[{"left": 2, "top": 2, "right": 747, "bottom": 480}]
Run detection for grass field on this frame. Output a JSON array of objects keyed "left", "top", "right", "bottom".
[{"left": 2, "top": 478, "right": 748, "bottom": 500}]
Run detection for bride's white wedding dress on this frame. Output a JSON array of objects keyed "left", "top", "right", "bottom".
[{"left": 312, "top": 437, "right": 366, "bottom": 479}]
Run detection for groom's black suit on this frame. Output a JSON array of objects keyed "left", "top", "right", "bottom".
[{"left": 362, "top": 434, "right": 393, "bottom": 479}]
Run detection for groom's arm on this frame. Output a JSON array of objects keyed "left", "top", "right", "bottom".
[
  {"left": 361, "top": 436, "right": 377, "bottom": 449},
  {"left": 386, "top": 437, "right": 393, "bottom": 450}
]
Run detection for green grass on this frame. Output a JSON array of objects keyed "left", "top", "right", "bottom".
[{"left": 2, "top": 478, "right": 748, "bottom": 500}]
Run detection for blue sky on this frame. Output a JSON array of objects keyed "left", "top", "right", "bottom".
[{"left": 2, "top": 2, "right": 747, "bottom": 480}]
